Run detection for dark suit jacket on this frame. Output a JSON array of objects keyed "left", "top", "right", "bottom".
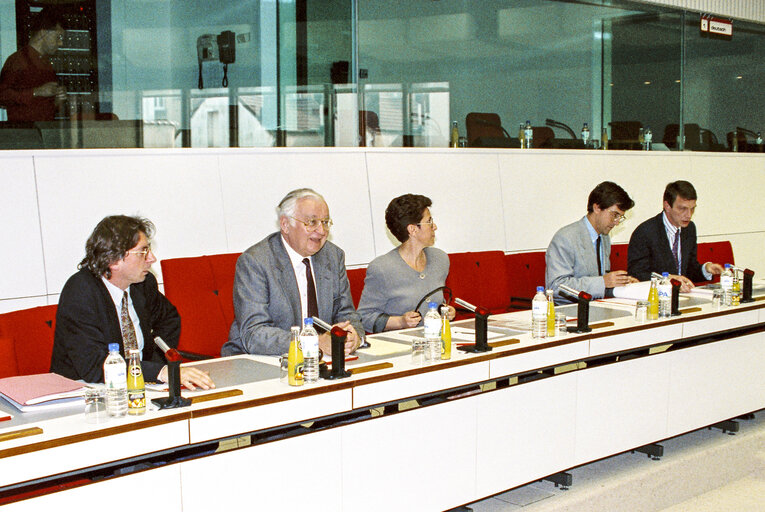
[
  {"left": 627, "top": 212, "right": 707, "bottom": 283},
  {"left": 51, "top": 269, "right": 180, "bottom": 382},
  {"left": 222, "top": 232, "right": 363, "bottom": 356}
]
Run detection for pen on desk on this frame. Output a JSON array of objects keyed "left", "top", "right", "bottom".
[{"left": 0, "top": 415, "right": 12, "bottom": 422}]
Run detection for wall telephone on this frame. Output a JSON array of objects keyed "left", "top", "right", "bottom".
[{"left": 197, "top": 31, "right": 236, "bottom": 89}]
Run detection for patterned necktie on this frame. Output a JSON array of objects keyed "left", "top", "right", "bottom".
[
  {"left": 302, "top": 258, "right": 319, "bottom": 319},
  {"left": 596, "top": 236, "right": 602, "bottom": 276},
  {"left": 120, "top": 291, "right": 139, "bottom": 354},
  {"left": 672, "top": 228, "right": 681, "bottom": 274}
]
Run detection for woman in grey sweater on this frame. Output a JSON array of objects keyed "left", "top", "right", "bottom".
[{"left": 357, "top": 194, "right": 456, "bottom": 333}]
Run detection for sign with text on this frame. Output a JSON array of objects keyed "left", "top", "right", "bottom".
[{"left": 700, "top": 15, "right": 733, "bottom": 37}]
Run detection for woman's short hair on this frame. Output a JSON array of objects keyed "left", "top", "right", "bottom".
[
  {"left": 79, "top": 215, "right": 155, "bottom": 279},
  {"left": 385, "top": 194, "right": 432, "bottom": 243}
]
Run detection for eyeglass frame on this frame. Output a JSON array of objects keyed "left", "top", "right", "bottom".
[
  {"left": 290, "top": 216, "right": 333, "bottom": 231},
  {"left": 126, "top": 246, "right": 153, "bottom": 260},
  {"left": 610, "top": 211, "right": 626, "bottom": 224},
  {"left": 416, "top": 218, "right": 436, "bottom": 227}
]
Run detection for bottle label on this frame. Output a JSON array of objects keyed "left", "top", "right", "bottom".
[
  {"left": 658, "top": 284, "right": 672, "bottom": 299},
  {"left": 300, "top": 334, "right": 319, "bottom": 358},
  {"left": 127, "top": 389, "right": 146, "bottom": 410},
  {"left": 424, "top": 316, "right": 441, "bottom": 339},
  {"left": 104, "top": 365, "right": 127, "bottom": 388},
  {"left": 721, "top": 275, "right": 733, "bottom": 289},
  {"left": 532, "top": 300, "right": 546, "bottom": 318}
]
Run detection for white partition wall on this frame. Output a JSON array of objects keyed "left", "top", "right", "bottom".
[{"left": 1, "top": 148, "right": 763, "bottom": 311}]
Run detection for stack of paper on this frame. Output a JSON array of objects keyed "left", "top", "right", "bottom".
[{"left": 0, "top": 373, "right": 86, "bottom": 412}]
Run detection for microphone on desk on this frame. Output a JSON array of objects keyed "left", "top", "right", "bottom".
[
  {"left": 454, "top": 298, "right": 492, "bottom": 353},
  {"left": 152, "top": 336, "right": 191, "bottom": 409},
  {"left": 558, "top": 285, "right": 592, "bottom": 333},
  {"left": 312, "top": 316, "right": 370, "bottom": 349},
  {"left": 670, "top": 278, "right": 682, "bottom": 316}
]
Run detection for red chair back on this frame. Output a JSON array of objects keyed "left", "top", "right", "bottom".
[{"left": 0, "top": 305, "right": 58, "bottom": 376}]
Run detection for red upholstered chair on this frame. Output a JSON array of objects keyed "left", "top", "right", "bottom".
[
  {"left": 696, "top": 241, "right": 734, "bottom": 284},
  {"left": 505, "top": 251, "right": 547, "bottom": 309},
  {"left": 0, "top": 305, "right": 58, "bottom": 376},
  {"left": 446, "top": 251, "right": 512, "bottom": 316},
  {"left": 610, "top": 243, "right": 629, "bottom": 272},
  {"left": 160, "top": 253, "right": 240, "bottom": 359},
  {"left": 346, "top": 267, "right": 367, "bottom": 309},
  {"left": 0, "top": 336, "right": 19, "bottom": 378}
]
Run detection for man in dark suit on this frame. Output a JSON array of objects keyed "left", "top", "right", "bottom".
[
  {"left": 222, "top": 188, "right": 363, "bottom": 357},
  {"left": 51, "top": 215, "right": 214, "bottom": 388},
  {"left": 628, "top": 180, "right": 724, "bottom": 291}
]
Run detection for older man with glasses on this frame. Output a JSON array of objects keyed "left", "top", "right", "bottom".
[
  {"left": 222, "top": 188, "right": 363, "bottom": 357},
  {"left": 0, "top": 9, "right": 68, "bottom": 122},
  {"left": 51, "top": 215, "right": 214, "bottom": 389},
  {"left": 546, "top": 181, "right": 638, "bottom": 304}
]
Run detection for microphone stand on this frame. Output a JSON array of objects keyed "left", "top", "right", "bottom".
[
  {"left": 151, "top": 336, "right": 192, "bottom": 409},
  {"left": 559, "top": 285, "right": 592, "bottom": 333},
  {"left": 454, "top": 298, "right": 492, "bottom": 353}
]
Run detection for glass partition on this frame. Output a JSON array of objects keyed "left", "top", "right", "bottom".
[{"left": 0, "top": 0, "right": 762, "bottom": 151}]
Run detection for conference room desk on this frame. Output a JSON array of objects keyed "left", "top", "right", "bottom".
[{"left": 2, "top": 292, "right": 765, "bottom": 511}]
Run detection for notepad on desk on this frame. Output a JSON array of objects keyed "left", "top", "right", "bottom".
[{"left": 0, "top": 373, "right": 86, "bottom": 412}]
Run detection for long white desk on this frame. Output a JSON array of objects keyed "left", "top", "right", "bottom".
[{"left": 2, "top": 293, "right": 765, "bottom": 511}]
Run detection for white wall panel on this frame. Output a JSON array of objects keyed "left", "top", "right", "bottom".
[
  {"left": 33, "top": 151, "right": 227, "bottom": 291},
  {"left": 0, "top": 155, "right": 46, "bottom": 298},
  {"left": 365, "top": 150, "right": 504, "bottom": 256},
  {"left": 218, "top": 149, "right": 375, "bottom": 265}
]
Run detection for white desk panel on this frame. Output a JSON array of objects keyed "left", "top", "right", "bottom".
[
  {"left": 681, "top": 309, "right": 759, "bottom": 338},
  {"left": 488, "top": 339, "right": 588, "bottom": 378},
  {"left": 574, "top": 354, "right": 671, "bottom": 465},
  {"left": 181, "top": 428, "right": 343, "bottom": 512},
  {"left": 1, "top": 464, "right": 182, "bottom": 512},
  {"left": 218, "top": 150, "right": 375, "bottom": 265},
  {"left": 364, "top": 150, "right": 505, "bottom": 255},
  {"left": 667, "top": 333, "right": 765, "bottom": 436},
  {"left": 188, "top": 388, "right": 351, "bottom": 443},
  {"left": 589, "top": 323, "right": 682, "bottom": 357},
  {"left": 0, "top": 157, "right": 46, "bottom": 300},
  {"left": 342, "top": 398, "right": 478, "bottom": 512},
  {"left": 33, "top": 151, "right": 228, "bottom": 292},
  {"left": 352, "top": 358, "right": 490, "bottom": 408},
  {"left": 476, "top": 372, "right": 578, "bottom": 496},
  {"left": 0, "top": 419, "right": 188, "bottom": 487}
]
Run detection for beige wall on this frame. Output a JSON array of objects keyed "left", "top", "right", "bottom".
[{"left": 1, "top": 147, "right": 763, "bottom": 313}]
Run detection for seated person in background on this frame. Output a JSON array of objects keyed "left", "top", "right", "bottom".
[
  {"left": 628, "top": 180, "right": 723, "bottom": 292},
  {"left": 0, "top": 9, "right": 67, "bottom": 122},
  {"left": 51, "top": 215, "right": 214, "bottom": 389},
  {"left": 357, "top": 194, "right": 456, "bottom": 333},
  {"left": 222, "top": 188, "right": 363, "bottom": 357},
  {"left": 546, "top": 181, "right": 637, "bottom": 304}
]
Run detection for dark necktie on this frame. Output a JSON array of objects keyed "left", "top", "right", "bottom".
[
  {"left": 596, "top": 236, "right": 602, "bottom": 276},
  {"left": 672, "top": 229, "right": 680, "bottom": 274},
  {"left": 302, "top": 258, "right": 319, "bottom": 319},
  {"left": 120, "top": 291, "right": 139, "bottom": 354}
]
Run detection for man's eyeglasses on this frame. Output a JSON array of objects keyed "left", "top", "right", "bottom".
[
  {"left": 610, "top": 211, "right": 626, "bottom": 224},
  {"left": 417, "top": 218, "right": 435, "bottom": 227},
  {"left": 291, "top": 217, "right": 333, "bottom": 231},
  {"left": 126, "top": 246, "right": 152, "bottom": 260}
]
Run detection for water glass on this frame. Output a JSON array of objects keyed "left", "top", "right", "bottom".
[
  {"left": 84, "top": 387, "right": 108, "bottom": 424},
  {"left": 279, "top": 354, "right": 289, "bottom": 383},
  {"left": 635, "top": 300, "right": 649, "bottom": 323},
  {"left": 712, "top": 289, "right": 723, "bottom": 309},
  {"left": 411, "top": 338, "right": 426, "bottom": 366},
  {"left": 555, "top": 313, "right": 568, "bottom": 336}
]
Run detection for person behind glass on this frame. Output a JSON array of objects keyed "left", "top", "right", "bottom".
[
  {"left": 0, "top": 9, "right": 67, "bottom": 122},
  {"left": 546, "top": 181, "right": 638, "bottom": 304},
  {"left": 357, "top": 194, "right": 456, "bottom": 333},
  {"left": 222, "top": 188, "right": 363, "bottom": 357},
  {"left": 627, "top": 180, "right": 724, "bottom": 292},
  {"left": 51, "top": 215, "right": 215, "bottom": 390}
]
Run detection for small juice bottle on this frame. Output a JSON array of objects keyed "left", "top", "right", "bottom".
[
  {"left": 546, "top": 290, "right": 556, "bottom": 337},
  {"left": 440, "top": 305, "right": 452, "bottom": 360},
  {"left": 288, "top": 326, "right": 304, "bottom": 386},
  {"left": 648, "top": 277, "right": 659, "bottom": 320},
  {"left": 126, "top": 349, "right": 146, "bottom": 415}
]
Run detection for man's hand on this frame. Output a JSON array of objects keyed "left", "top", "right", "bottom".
[
  {"left": 604, "top": 270, "right": 632, "bottom": 288},
  {"left": 157, "top": 365, "right": 215, "bottom": 390},
  {"left": 318, "top": 321, "right": 361, "bottom": 356},
  {"left": 705, "top": 262, "right": 724, "bottom": 275},
  {"left": 33, "top": 82, "right": 61, "bottom": 97},
  {"left": 670, "top": 274, "right": 695, "bottom": 292}
]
